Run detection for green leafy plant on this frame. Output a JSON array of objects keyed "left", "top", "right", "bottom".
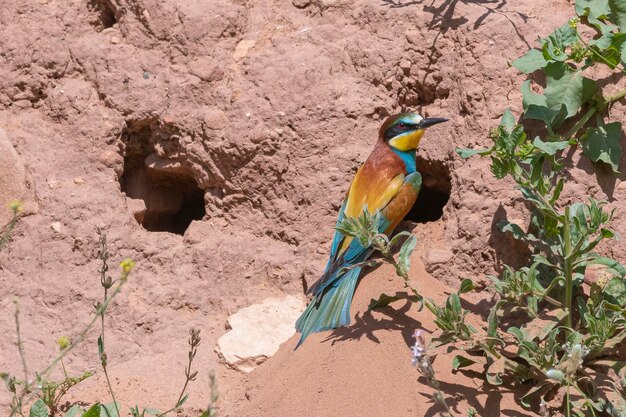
[
  {"left": 425, "top": 282, "right": 477, "bottom": 344},
  {"left": 441, "top": 1, "right": 626, "bottom": 415},
  {"left": 336, "top": 208, "right": 421, "bottom": 309},
  {"left": 336, "top": 209, "right": 467, "bottom": 415},
  {"left": 39, "top": 352, "right": 93, "bottom": 416}
]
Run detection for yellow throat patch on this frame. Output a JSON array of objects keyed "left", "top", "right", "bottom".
[{"left": 388, "top": 129, "right": 425, "bottom": 151}]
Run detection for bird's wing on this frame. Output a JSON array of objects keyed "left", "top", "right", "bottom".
[
  {"left": 380, "top": 171, "right": 422, "bottom": 234},
  {"left": 323, "top": 197, "right": 347, "bottom": 273},
  {"left": 310, "top": 170, "right": 421, "bottom": 296},
  {"left": 325, "top": 170, "right": 405, "bottom": 268},
  {"left": 341, "top": 171, "right": 423, "bottom": 262}
]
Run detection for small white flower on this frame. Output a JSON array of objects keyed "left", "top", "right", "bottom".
[{"left": 411, "top": 329, "right": 427, "bottom": 367}]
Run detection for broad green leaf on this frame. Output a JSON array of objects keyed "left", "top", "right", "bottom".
[
  {"left": 457, "top": 278, "right": 475, "bottom": 294},
  {"left": 605, "top": 278, "right": 626, "bottom": 305},
  {"left": 580, "top": 122, "right": 622, "bottom": 173},
  {"left": 518, "top": 186, "right": 543, "bottom": 208},
  {"left": 368, "top": 293, "right": 402, "bottom": 310},
  {"left": 486, "top": 358, "right": 504, "bottom": 386},
  {"left": 452, "top": 355, "right": 477, "bottom": 370},
  {"left": 609, "top": 0, "right": 626, "bottom": 32},
  {"left": 544, "top": 63, "right": 596, "bottom": 118},
  {"left": 521, "top": 81, "right": 548, "bottom": 109},
  {"left": 448, "top": 293, "right": 462, "bottom": 315},
  {"left": 549, "top": 23, "right": 578, "bottom": 47},
  {"left": 601, "top": 228, "right": 616, "bottom": 238},
  {"left": 30, "top": 400, "right": 49, "bottom": 417},
  {"left": 512, "top": 49, "right": 548, "bottom": 73},
  {"left": 532, "top": 137, "right": 570, "bottom": 155},
  {"left": 388, "top": 231, "right": 411, "bottom": 250},
  {"left": 508, "top": 326, "right": 526, "bottom": 343},
  {"left": 576, "top": 0, "right": 611, "bottom": 27},
  {"left": 542, "top": 23, "right": 578, "bottom": 62},
  {"left": 500, "top": 108, "right": 516, "bottom": 132},
  {"left": 590, "top": 32, "right": 626, "bottom": 68},
  {"left": 487, "top": 300, "right": 506, "bottom": 338},
  {"left": 62, "top": 406, "right": 82, "bottom": 417},
  {"left": 82, "top": 404, "right": 102, "bottom": 417},
  {"left": 455, "top": 147, "right": 492, "bottom": 158},
  {"left": 498, "top": 220, "right": 526, "bottom": 240},
  {"left": 590, "top": 32, "right": 616, "bottom": 49},
  {"left": 490, "top": 157, "right": 510, "bottom": 179},
  {"left": 397, "top": 234, "right": 417, "bottom": 276},
  {"left": 589, "top": 255, "right": 626, "bottom": 276},
  {"left": 524, "top": 105, "right": 567, "bottom": 130}
]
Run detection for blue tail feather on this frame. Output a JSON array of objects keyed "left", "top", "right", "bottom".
[{"left": 295, "top": 267, "right": 361, "bottom": 348}]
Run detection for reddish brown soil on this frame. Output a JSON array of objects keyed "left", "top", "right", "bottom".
[{"left": 1, "top": 0, "right": 625, "bottom": 416}]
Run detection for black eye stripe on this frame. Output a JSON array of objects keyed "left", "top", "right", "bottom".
[
  {"left": 383, "top": 122, "right": 418, "bottom": 140},
  {"left": 394, "top": 122, "right": 416, "bottom": 133}
]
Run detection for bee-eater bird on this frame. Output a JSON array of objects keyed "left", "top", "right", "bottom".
[{"left": 295, "top": 112, "right": 448, "bottom": 347}]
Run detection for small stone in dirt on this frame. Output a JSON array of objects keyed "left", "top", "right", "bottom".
[
  {"left": 216, "top": 295, "right": 306, "bottom": 373},
  {"left": 189, "top": 57, "right": 224, "bottom": 82},
  {"left": 424, "top": 248, "right": 453, "bottom": 266},
  {"left": 202, "top": 108, "right": 229, "bottom": 130},
  {"left": 233, "top": 39, "right": 256, "bottom": 61},
  {"left": 50, "top": 222, "right": 62, "bottom": 233},
  {"left": 98, "top": 150, "right": 122, "bottom": 169},
  {"left": 292, "top": 0, "right": 311, "bottom": 8},
  {"left": 126, "top": 198, "right": 147, "bottom": 223}
]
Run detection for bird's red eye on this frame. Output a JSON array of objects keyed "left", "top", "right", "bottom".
[{"left": 396, "top": 122, "right": 405, "bottom": 129}]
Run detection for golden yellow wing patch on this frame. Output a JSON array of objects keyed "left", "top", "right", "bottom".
[
  {"left": 345, "top": 173, "right": 405, "bottom": 218},
  {"left": 338, "top": 172, "right": 406, "bottom": 253}
]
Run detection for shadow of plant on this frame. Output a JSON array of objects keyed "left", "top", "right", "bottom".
[{"left": 324, "top": 298, "right": 423, "bottom": 347}]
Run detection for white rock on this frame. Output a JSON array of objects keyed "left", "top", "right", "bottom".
[{"left": 216, "top": 295, "right": 306, "bottom": 373}]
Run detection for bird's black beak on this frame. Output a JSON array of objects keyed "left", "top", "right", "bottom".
[{"left": 419, "top": 117, "right": 449, "bottom": 128}]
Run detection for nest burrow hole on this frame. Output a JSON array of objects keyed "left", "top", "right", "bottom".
[
  {"left": 90, "top": 0, "right": 117, "bottom": 29},
  {"left": 119, "top": 125, "right": 206, "bottom": 235},
  {"left": 404, "top": 157, "right": 451, "bottom": 223}
]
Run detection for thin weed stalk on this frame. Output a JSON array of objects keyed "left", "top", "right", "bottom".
[
  {"left": 157, "top": 329, "right": 202, "bottom": 417},
  {"left": 97, "top": 229, "right": 121, "bottom": 417},
  {"left": 13, "top": 301, "right": 30, "bottom": 393},
  {"left": 8, "top": 261, "right": 132, "bottom": 417}
]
